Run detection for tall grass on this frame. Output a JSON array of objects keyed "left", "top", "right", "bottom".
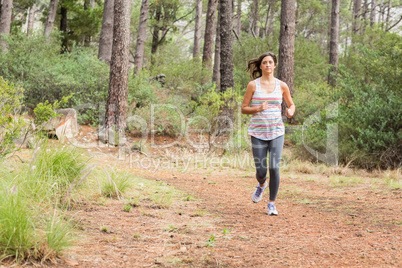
[
  {"left": 28, "top": 144, "right": 87, "bottom": 202},
  {"left": 0, "top": 144, "right": 88, "bottom": 263},
  {"left": 101, "top": 170, "right": 133, "bottom": 198},
  {"left": 0, "top": 188, "right": 34, "bottom": 261}
]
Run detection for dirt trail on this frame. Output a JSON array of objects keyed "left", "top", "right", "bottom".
[
  {"left": 55, "top": 146, "right": 401, "bottom": 268},
  {"left": 46, "top": 127, "right": 400, "bottom": 267}
]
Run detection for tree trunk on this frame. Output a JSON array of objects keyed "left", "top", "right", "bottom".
[
  {"left": 370, "top": 0, "right": 376, "bottom": 26},
  {"left": 362, "top": 0, "right": 368, "bottom": 33},
  {"left": 266, "top": 1, "right": 275, "bottom": 44},
  {"left": 105, "top": 0, "right": 132, "bottom": 139},
  {"left": 0, "top": 0, "right": 13, "bottom": 50},
  {"left": 278, "top": 0, "right": 295, "bottom": 116},
  {"left": 84, "top": 0, "right": 94, "bottom": 46},
  {"left": 27, "top": 3, "right": 36, "bottom": 36},
  {"left": 202, "top": 0, "right": 218, "bottom": 68},
  {"left": 328, "top": 0, "right": 340, "bottom": 87},
  {"left": 385, "top": 0, "right": 391, "bottom": 27},
  {"left": 212, "top": 4, "right": 220, "bottom": 86},
  {"left": 235, "top": 0, "right": 241, "bottom": 35},
  {"left": 44, "top": 0, "right": 60, "bottom": 37},
  {"left": 377, "top": 0, "right": 383, "bottom": 24},
  {"left": 98, "top": 0, "right": 114, "bottom": 63},
  {"left": 352, "top": 0, "right": 362, "bottom": 34},
  {"left": 263, "top": 1, "right": 270, "bottom": 39},
  {"left": 219, "top": 0, "right": 234, "bottom": 92},
  {"left": 248, "top": 0, "right": 259, "bottom": 37},
  {"left": 150, "top": 2, "right": 161, "bottom": 66},
  {"left": 134, "top": 0, "right": 149, "bottom": 74},
  {"left": 60, "top": 4, "right": 68, "bottom": 53},
  {"left": 193, "top": 0, "right": 203, "bottom": 58}
]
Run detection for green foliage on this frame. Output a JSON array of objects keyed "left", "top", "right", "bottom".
[
  {"left": 294, "top": 37, "right": 329, "bottom": 86},
  {"left": 151, "top": 45, "right": 212, "bottom": 91},
  {"left": 206, "top": 234, "right": 215, "bottom": 247},
  {"left": 60, "top": 1, "right": 103, "bottom": 50},
  {"left": 0, "top": 33, "right": 109, "bottom": 125},
  {"left": 190, "top": 85, "right": 242, "bottom": 130},
  {"left": 0, "top": 76, "right": 26, "bottom": 158},
  {"left": 33, "top": 94, "right": 72, "bottom": 126},
  {"left": 293, "top": 29, "right": 401, "bottom": 169},
  {"left": 292, "top": 81, "right": 333, "bottom": 124},
  {"left": 128, "top": 72, "right": 156, "bottom": 110}
]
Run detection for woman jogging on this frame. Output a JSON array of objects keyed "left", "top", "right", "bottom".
[{"left": 241, "top": 52, "right": 295, "bottom": 215}]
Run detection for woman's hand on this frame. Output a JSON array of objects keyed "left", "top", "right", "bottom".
[
  {"left": 259, "top": 101, "right": 268, "bottom": 112},
  {"left": 286, "top": 106, "right": 295, "bottom": 118}
]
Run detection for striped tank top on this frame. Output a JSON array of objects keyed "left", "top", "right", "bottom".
[{"left": 248, "top": 77, "right": 285, "bottom": 140}]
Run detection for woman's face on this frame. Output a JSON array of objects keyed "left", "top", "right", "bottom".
[{"left": 260, "top": 56, "right": 276, "bottom": 74}]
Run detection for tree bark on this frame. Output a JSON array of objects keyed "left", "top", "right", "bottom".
[
  {"left": 370, "top": 0, "right": 376, "bottom": 26},
  {"left": 212, "top": 3, "right": 220, "bottom": 86},
  {"left": 385, "top": 0, "right": 391, "bottom": 27},
  {"left": 150, "top": 2, "right": 161, "bottom": 65},
  {"left": 202, "top": 0, "right": 218, "bottom": 68},
  {"left": 98, "top": 0, "right": 114, "bottom": 63},
  {"left": 248, "top": 0, "right": 259, "bottom": 37},
  {"left": 278, "top": 0, "right": 295, "bottom": 116},
  {"left": 0, "top": 0, "right": 13, "bottom": 50},
  {"left": 105, "top": 0, "right": 132, "bottom": 136},
  {"left": 235, "top": 0, "right": 241, "bottom": 35},
  {"left": 44, "top": 0, "right": 60, "bottom": 37},
  {"left": 60, "top": 4, "right": 68, "bottom": 53},
  {"left": 266, "top": 1, "right": 275, "bottom": 43},
  {"left": 352, "top": 0, "right": 362, "bottom": 34},
  {"left": 27, "top": 3, "right": 36, "bottom": 36},
  {"left": 84, "top": 0, "right": 95, "bottom": 46},
  {"left": 378, "top": 0, "right": 383, "bottom": 24},
  {"left": 193, "top": 0, "right": 203, "bottom": 58},
  {"left": 134, "top": 0, "right": 149, "bottom": 74},
  {"left": 219, "top": 0, "right": 234, "bottom": 92},
  {"left": 328, "top": 0, "right": 340, "bottom": 87}
]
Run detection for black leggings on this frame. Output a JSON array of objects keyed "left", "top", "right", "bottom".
[{"left": 251, "top": 135, "right": 284, "bottom": 201}]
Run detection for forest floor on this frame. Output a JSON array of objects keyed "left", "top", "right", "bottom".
[{"left": 21, "top": 126, "right": 402, "bottom": 267}]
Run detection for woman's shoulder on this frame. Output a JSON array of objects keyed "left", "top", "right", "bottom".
[
  {"left": 247, "top": 79, "right": 257, "bottom": 90},
  {"left": 276, "top": 78, "right": 289, "bottom": 89}
]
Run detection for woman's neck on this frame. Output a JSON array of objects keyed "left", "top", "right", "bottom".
[{"left": 260, "top": 73, "right": 275, "bottom": 83}]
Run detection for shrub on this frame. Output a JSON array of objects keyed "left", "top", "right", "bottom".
[
  {"left": 292, "top": 29, "right": 401, "bottom": 169},
  {"left": 150, "top": 43, "right": 212, "bottom": 91},
  {"left": 0, "top": 76, "right": 26, "bottom": 158},
  {"left": 0, "top": 33, "right": 109, "bottom": 125}
]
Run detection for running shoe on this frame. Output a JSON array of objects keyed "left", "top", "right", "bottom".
[
  {"left": 251, "top": 183, "right": 267, "bottom": 203},
  {"left": 267, "top": 202, "right": 278, "bottom": 216}
]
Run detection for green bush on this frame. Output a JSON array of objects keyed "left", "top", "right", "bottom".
[
  {"left": 128, "top": 72, "right": 156, "bottom": 111},
  {"left": 0, "top": 33, "right": 109, "bottom": 125},
  {"left": 151, "top": 43, "right": 212, "bottom": 91},
  {"left": 292, "top": 29, "right": 401, "bottom": 169},
  {"left": 0, "top": 76, "right": 26, "bottom": 158},
  {"left": 292, "top": 81, "right": 333, "bottom": 124}
]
